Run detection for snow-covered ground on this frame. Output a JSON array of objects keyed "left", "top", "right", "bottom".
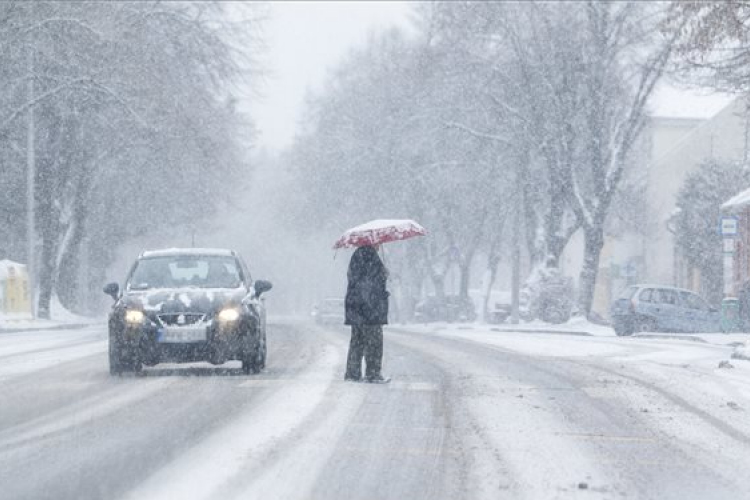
[
  {"left": 0, "top": 295, "right": 98, "bottom": 332},
  {"left": 3, "top": 319, "right": 750, "bottom": 499},
  {"left": 393, "top": 321, "right": 750, "bottom": 433}
]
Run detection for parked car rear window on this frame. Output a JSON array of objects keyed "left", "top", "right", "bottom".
[
  {"left": 638, "top": 288, "right": 653, "bottom": 302},
  {"left": 655, "top": 288, "right": 678, "bottom": 305},
  {"left": 680, "top": 291, "right": 709, "bottom": 311}
]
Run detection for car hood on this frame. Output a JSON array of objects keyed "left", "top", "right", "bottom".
[{"left": 122, "top": 288, "right": 248, "bottom": 316}]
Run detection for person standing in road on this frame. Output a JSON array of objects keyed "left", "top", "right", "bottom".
[{"left": 344, "top": 245, "right": 390, "bottom": 383}]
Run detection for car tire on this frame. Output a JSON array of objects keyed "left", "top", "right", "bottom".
[
  {"left": 259, "top": 331, "right": 267, "bottom": 370},
  {"left": 109, "top": 339, "right": 122, "bottom": 375},
  {"left": 110, "top": 340, "right": 142, "bottom": 375},
  {"left": 613, "top": 321, "right": 633, "bottom": 336},
  {"left": 131, "top": 356, "right": 143, "bottom": 374},
  {"left": 242, "top": 334, "right": 262, "bottom": 375},
  {"left": 636, "top": 317, "right": 657, "bottom": 333},
  {"left": 242, "top": 355, "right": 261, "bottom": 375}
]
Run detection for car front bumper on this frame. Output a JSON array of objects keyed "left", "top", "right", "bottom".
[{"left": 115, "top": 318, "right": 258, "bottom": 365}]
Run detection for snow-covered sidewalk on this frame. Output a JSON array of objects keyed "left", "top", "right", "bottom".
[
  {"left": 0, "top": 297, "right": 101, "bottom": 333},
  {"left": 396, "top": 316, "right": 749, "bottom": 349},
  {"left": 390, "top": 320, "right": 750, "bottom": 436}
]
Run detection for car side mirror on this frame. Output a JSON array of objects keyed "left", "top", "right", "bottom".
[
  {"left": 103, "top": 282, "right": 119, "bottom": 300},
  {"left": 254, "top": 279, "right": 273, "bottom": 298}
]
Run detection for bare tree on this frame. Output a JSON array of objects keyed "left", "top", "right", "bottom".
[
  {"left": 0, "top": 2, "right": 264, "bottom": 317},
  {"left": 666, "top": 1, "right": 750, "bottom": 93}
]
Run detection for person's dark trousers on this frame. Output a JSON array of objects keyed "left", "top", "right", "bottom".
[{"left": 345, "top": 325, "right": 383, "bottom": 380}]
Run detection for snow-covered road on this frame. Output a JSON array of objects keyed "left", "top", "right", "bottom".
[{"left": 1, "top": 321, "right": 749, "bottom": 499}]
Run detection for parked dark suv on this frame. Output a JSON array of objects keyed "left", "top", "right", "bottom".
[
  {"left": 610, "top": 284, "right": 720, "bottom": 336},
  {"left": 103, "top": 248, "right": 272, "bottom": 375}
]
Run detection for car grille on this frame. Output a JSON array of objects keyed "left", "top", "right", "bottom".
[{"left": 157, "top": 313, "right": 206, "bottom": 327}]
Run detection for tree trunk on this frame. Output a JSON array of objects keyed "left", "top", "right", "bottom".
[
  {"left": 458, "top": 248, "right": 476, "bottom": 299},
  {"left": 56, "top": 216, "right": 85, "bottom": 314},
  {"left": 35, "top": 158, "right": 59, "bottom": 320},
  {"left": 482, "top": 253, "right": 500, "bottom": 322},
  {"left": 459, "top": 262, "right": 471, "bottom": 298},
  {"left": 37, "top": 230, "right": 57, "bottom": 320},
  {"left": 431, "top": 273, "right": 446, "bottom": 299},
  {"left": 577, "top": 224, "right": 605, "bottom": 318}
]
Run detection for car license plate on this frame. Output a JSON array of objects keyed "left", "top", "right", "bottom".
[{"left": 158, "top": 327, "right": 207, "bottom": 343}]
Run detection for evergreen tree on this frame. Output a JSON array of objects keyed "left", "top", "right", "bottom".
[{"left": 675, "top": 160, "right": 750, "bottom": 303}]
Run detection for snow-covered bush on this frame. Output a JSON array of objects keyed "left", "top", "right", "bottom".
[{"left": 521, "top": 267, "right": 575, "bottom": 324}]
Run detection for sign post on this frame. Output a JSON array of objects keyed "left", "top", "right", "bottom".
[{"left": 720, "top": 215, "right": 739, "bottom": 296}]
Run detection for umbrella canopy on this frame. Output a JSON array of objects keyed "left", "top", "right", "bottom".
[{"left": 333, "top": 219, "right": 427, "bottom": 249}]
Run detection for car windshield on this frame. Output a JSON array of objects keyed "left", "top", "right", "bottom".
[{"left": 128, "top": 256, "right": 242, "bottom": 290}]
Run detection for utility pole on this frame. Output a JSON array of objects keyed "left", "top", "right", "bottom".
[
  {"left": 26, "top": 29, "right": 36, "bottom": 318},
  {"left": 510, "top": 152, "right": 525, "bottom": 325},
  {"left": 510, "top": 190, "right": 521, "bottom": 324}
]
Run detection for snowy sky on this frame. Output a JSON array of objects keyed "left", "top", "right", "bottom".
[
  {"left": 248, "top": 1, "right": 413, "bottom": 151},
  {"left": 248, "top": 1, "right": 734, "bottom": 152}
]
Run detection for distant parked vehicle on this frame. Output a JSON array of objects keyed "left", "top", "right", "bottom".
[
  {"left": 610, "top": 284, "right": 721, "bottom": 336},
  {"left": 414, "top": 295, "right": 476, "bottom": 323},
  {"left": 312, "top": 298, "right": 345, "bottom": 325},
  {"left": 487, "top": 301, "right": 513, "bottom": 324}
]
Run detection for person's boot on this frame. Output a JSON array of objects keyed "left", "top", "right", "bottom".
[{"left": 365, "top": 373, "right": 390, "bottom": 384}]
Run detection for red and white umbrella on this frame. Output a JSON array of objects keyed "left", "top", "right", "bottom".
[{"left": 333, "top": 219, "right": 427, "bottom": 249}]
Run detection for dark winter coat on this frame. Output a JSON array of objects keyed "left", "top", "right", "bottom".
[{"left": 345, "top": 246, "right": 389, "bottom": 325}]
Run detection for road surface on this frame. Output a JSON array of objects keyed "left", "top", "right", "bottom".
[{"left": 1, "top": 321, "right": 749, "bottom": 500}]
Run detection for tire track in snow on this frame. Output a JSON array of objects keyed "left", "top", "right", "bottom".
[
  {"left": 0, "top": 377, "right": 176, "bottom": 452},
  {"left": 118, "top": 341, "right": 345, "bottom": 500},
  {"left": 391, "top": 329, "right": 748, "bottom": 499},
  {"left": 390, "top": 332, "right": 610, "bottom": 499}
]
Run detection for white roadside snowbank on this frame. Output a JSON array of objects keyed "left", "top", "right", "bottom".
[
  {"left": 0, "top": 295, "right": 99, "bottom": 331},
  {"left": 732, "top": 343, "right": 750, "bottom": 361}
]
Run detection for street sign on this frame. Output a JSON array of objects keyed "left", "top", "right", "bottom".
[
  {"left": 724, "top": 238, "right": 736, "bottom": 254},
  {"left": 720, "top": 216, "right": 739, "bottom": 237}
]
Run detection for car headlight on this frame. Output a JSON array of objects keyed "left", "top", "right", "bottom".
[
  {"left": 218, "top": 308, "right": 240, "bottom": 322},
  {"left": 125, "top": 309, "right": 144, "bottom": 324}
]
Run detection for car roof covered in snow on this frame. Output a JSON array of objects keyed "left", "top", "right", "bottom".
[
  {"left": 630, "top": 283, "right": 703, "bottom": 295},
  {"left": 139, "top": 248, "right": 236, "bottom": 259}
]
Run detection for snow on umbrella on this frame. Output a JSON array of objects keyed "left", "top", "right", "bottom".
[{"left": 333, "top": 219, "right": 427, "bottom": 249}]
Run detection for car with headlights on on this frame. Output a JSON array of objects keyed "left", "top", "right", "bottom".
[{"left": 103, "top": 248, "right": 272, "bottom": 375}]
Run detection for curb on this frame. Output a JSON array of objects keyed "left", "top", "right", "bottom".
[
  {"left": 631, "top": 333, "right": 708, "bottom": 343},
  {"left": 485, "top": 327, "right": 593, "bottom": 337},
  {"left": 0, "top": 322, "right": 100, "bottom": 335},
  {"left": 389, "top": 326, "right": 594, "bottom": 337}
]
